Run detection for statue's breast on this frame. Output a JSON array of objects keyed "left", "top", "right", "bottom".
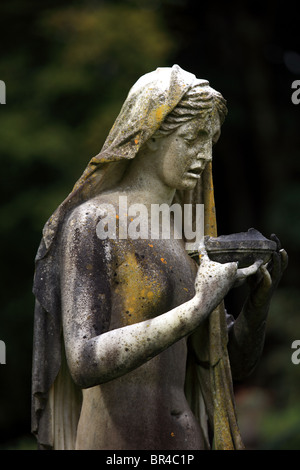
[{"left": 109, "top": 238, "right": 197, "bottom": 328}]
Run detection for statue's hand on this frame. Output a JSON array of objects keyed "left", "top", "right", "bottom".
[
  {"left": 193, "top": 241, "right": 263, "bottom": 315},
  {"left": 247, "top": 234, "right": 288, "bottom": 308}
]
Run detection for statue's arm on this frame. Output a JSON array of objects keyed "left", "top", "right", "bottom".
[
  {"left": 228, "top": 241, "right": 288, "bottom": 381},
  {"left": 60, "top": 211, "right": 239, "bottom": 389}
]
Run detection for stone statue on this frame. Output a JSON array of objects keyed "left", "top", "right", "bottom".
[{"left": 32, "top": 65, "right": 287, "bottom": 450}]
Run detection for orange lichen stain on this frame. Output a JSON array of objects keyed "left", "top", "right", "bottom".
[
  {"left": 114, "top": 252, "right": 162, "bottom": 326},
  {"left": 170, "top": 432, "right": 175, "bottom": 437},
  {"left": 148, "top": 244, "right": 153, "bottom": 248},
  {"left": 160, "top": 258, "right": 167, "bottom": 264},
  {"left": 156, "top": 107, "right": 163, "bottom": 122},
  {"left": 116, "top": 214, "right": 119, "bottom": 219},
  {"left": 134, "top": 138, "right": 139, "bottom": 145},
  {"left": 155, "top": 103, "right": 169, "bottom": 123},
  {"left": 203, "top": 162, "right": 218, "bottom": 238},
  {"left": 147, "top": 291, "right": 154, "bottom": 300}
]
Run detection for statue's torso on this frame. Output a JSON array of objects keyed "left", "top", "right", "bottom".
[{"left": 63, "top": 195, "right": 204, "bottom": 450}]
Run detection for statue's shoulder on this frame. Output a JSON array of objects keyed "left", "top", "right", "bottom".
[
  {"left": 60, "top": 198, "right": 101, "bottom": 251},
  {"left": 63, "top": 195, "right": 110, "bottom": 232},
  {"left": 61, "top": 195, "right": 122, "bottom": 255}
]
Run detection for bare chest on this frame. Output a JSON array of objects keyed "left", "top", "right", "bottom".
[{"left": 108, "top": 238, "right": 198, "bottom": 329}]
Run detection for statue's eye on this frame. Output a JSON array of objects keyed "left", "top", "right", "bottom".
[
  {"left": 185, "top": 130, "right": 208, "bottom": 142},
  {"left": 183, "top": 133, "right": 200, "bottom": 143},
  {"left": 184, "top": 136, "right": 196, "bottom": 144}
]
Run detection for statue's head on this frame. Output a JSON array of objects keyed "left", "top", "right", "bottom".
[
  {"left": 39, "top": 66, "right": 228, "bottom": 251},
  {"left": 133, "top": 81, "right": 227, "bottom": 191},
  {"left": 154, "top": 80, "right": 227, "bottom": 139}
]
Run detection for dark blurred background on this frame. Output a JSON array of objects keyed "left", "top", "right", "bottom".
[{"left": 0, "top": 0, "right": 299, "bottom": 450}]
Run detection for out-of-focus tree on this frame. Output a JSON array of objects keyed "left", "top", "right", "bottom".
[{"left": 0, "top": 1, "right": 174, "bottom": 446}]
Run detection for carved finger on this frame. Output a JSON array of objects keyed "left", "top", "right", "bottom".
[
  {"left": 249, "top": 265, "right": 273, "bottom": 306},
  {"left": 198, "top": 239, "right": 210, "bottom": 263},
  {"left": 280, "top": 249, "right": 289, "bottom": 272},
  {"left": 270, "top": 233, "right": 281, "bottom": 251},
  {"left": 246, "top": 266, "right": 263, "bottom": 290},
  {"left": 236, "top": 259, "right": 264, "bottom": 281},
  {"left": 259, "top": 265, "right": 272, "bottom": 290}
]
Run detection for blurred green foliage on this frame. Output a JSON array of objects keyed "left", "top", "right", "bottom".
[
  {"left": 0, "top": 0, "right": 174, "bottom": 445},
  {"left": 0, "top": 0, "right": 299, "bottom": 450}
]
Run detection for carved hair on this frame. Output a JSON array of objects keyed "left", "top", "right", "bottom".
[{"left": 154, "top": 82, "right": 227, "bottom": 138}]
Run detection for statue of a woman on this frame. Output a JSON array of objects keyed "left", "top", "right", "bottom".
[{"left": 32, "top": 65, "right": 287, "bottom": 450}]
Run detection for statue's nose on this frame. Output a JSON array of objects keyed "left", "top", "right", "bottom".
[{"left": 197, "top": 152, "right": 212, "bottom": 162}]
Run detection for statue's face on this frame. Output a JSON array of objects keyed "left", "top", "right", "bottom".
[{"left": 155, "top": 112, "right": 221, "bottom": 191}]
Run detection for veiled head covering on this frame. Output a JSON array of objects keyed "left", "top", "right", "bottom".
[
  {"left": 40, "top": 65, "right": 207, "bottom": 253},
  {"left": 32, "top": 64, "right": 243, "bottom": 450}
]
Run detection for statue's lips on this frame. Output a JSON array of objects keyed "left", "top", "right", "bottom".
[{"left": 186, "top": 166, "right": 203, "bottom": 179}]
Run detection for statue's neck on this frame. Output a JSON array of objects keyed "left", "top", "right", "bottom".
[{"left": 113, "top": 152, "right": 176, "bottom": 206}]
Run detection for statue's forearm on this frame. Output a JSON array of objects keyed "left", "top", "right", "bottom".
[
  {"left": 64, "top": 296, "right": 206, "bottom": 389},
  {"left": 227, "top": 297, "right": 270, "bottom": 381}
]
